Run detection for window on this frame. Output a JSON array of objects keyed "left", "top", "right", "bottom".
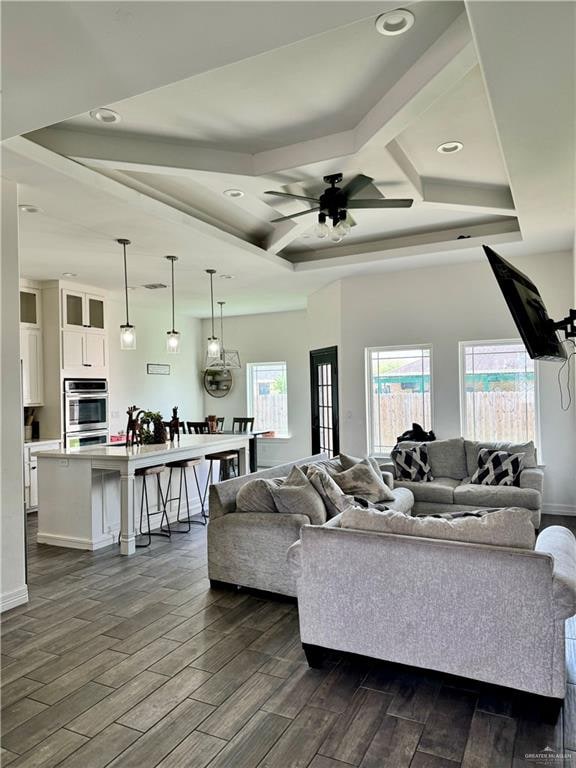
[
  {"left": 366, "top": 346, "right": 432, "bottom": 455},
  {"left": 247, "top": 362, "right": 288, "bottom": 435},
  {"left": 460, "top": 341, "right": 537, "bottom": 443}
]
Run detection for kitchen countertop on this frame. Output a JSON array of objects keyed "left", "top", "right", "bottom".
[
  {"left": 24, "top": 437, "right": 62, "bottom": 444},
  {"left": 35, "top": 433, "right": 248, "bottom": 461}
]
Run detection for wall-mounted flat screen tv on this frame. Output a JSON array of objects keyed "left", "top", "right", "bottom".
[{"left": 484, "top": 245, "right": 566, "bottom": 361}]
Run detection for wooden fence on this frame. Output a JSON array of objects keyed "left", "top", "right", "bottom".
[
  {"left": 373, "top": 391, "right": 534, "bottom": 449},
  {"left": 254, "top": 394, "right": 288, "bottom": 433}
]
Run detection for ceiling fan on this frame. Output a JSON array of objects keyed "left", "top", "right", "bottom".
[{"left": 265, "top": 173, "right": 413, "bottom": 242}]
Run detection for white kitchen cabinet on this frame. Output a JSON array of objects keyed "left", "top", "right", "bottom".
[
  {"left": 63, "top": 289, "right": 105, "bottom": 332},
  {"left": 21, "top": 327, "right": 44, "bottom": 406},
  {"left": 62, "top": 330, "right": 107, "bottom": 373},
  {"left": 20, "top": 288, "right": 41, "bottom": 328},
  {"left": 24, "top": 440, "right": 61, "bottom": 511}
]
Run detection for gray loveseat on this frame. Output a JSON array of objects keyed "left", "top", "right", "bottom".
[
  {"left": 289, "top": 520, "right": 576, "bottom": 698},
  {"left": 381, "top": 437, "right": 544, "bottom": 528},
  {"left": 207, "top": 453, "right": 414, "bottom": 597}
]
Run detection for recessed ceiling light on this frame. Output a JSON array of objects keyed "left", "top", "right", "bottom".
[
  {"left": 18, "top": 204, "right": 43, "bottom": 214},
  {"left": 89, "top": 107, "right": 121, "bottom": 124},
  {"left": 62, "top": 272, "right": 77, "bottom": 278},
  {"left": 223, "top": 189, "right": 244, "bottom": 199},
  {"left": 437, "top": 141, "right": 464, "bottom": 154},
  {"left": 375, "top": 9, "right": 415, "bottom": 36},
  {"left": 219, "top": 274, "right": 235, "bottom": 279}
]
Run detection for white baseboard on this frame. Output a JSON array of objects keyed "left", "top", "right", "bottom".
[
  {"left": 37, "top": 532, "right": 110, "bottom": 550},
  {"left": 542, "top": 504, "right": 576, "bottom": 516},
  {"left": 0, "top": 585, "right": 29, "bottom": 613}
]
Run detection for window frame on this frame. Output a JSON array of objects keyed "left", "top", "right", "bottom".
[
  {"left": 458, "top": 339, "right": 541, "bottom": 451},
  {"left": 246, "top": 361, "right": 289, "bottom": 436},
  {"left": 365, "top": 344, "right": 434, "bottom": 457}
]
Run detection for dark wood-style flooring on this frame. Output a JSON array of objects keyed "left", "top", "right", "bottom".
[{"left": 1, "top": 513, "right": 575, "bottom": 768}]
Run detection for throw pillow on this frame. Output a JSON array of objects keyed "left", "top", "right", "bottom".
[
  {"left": 339, "top": 453, "right": 382, "bottom": 477},
  {"left": 269, "top": 465, "right": 327, "bottom": 526},
  {"left": 327, "top": 460, "right": 395, "bottom": 503},
  {"left": 391, "top": 444, "right": 433, "bottom": 482},
  {"left": 471, "top": 449, "right": 524, "bottom": 487},
  {"left": 307, "top": 466, "right": 357, "bottom": 518},
  {"left": 236, "top": 477, "right": 284, "bottom": 513},
  {"left": 341, "top": 506, "right": 535, "bottom": 549}
]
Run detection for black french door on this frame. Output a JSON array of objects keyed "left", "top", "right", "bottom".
[{"left": 310, "top": 346, "right": 340, "bottom": 458}]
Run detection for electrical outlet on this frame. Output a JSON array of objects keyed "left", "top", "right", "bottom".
[{"left": 58, "top": 459, "right": 69, "bottom": 467}]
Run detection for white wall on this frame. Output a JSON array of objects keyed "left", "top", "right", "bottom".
[
  {"left": 1, "top": 178, "right": 28, "bottom": 611},
  {"left": 201, "top": 311, "right": 311, "bottom": 465},
  {"left": 107, "top": 299, "right": 204, "bottom": 435},
  {"left": 338, "top": 251, "right": 576, "bottom": 512}
]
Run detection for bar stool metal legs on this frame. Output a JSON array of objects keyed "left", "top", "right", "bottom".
[
  {"left": 165, "top": 458, "right": 207, "bottom": 528},
  {"left": 136, "top": 466, "right": 170, "bottom": 548}
]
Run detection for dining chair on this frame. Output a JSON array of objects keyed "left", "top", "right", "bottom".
[{"left": 232, "top": 417, "right": 255, "bottom": 433}]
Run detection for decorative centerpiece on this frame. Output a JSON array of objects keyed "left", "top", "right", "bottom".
[{"left": 125, "top": 406, "right": 167, "bottom": 445}]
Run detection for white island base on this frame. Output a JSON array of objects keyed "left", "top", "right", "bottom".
[{"left": 36, "top": 434, "right": 249, "bottom": 555}]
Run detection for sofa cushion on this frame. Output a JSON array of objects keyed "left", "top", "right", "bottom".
[
  {"left": 454, "top": 482, "right": 541, "bottom": 511},
  {"left": 341, "top": 507, "right": 536, "bottom": 549},
  {"left": 386, "top": 487, "right": 414, "bottom": 515},
  {"left": 394, "top": 477, "right": 460, "bottom": 504},
  {"left": 465, "top": 440, "right": 537, "bottom": 477},
  {"left": 269, "top": 465, "right": 327, "bottom": 526},
  {"left": 470, "top": 449, "right": 524, "bottom": 487},
  {"left": 307, "top": 467, "right": 355, "bottom": 519},
  {"left": 391, "top": 444, "right": 433, "bottom": 482},
  {"left": 236, "top": 477, "right": 282, "bottom": 513},
  {"left": 396, "top": 438, "right": 467, "bottom": 480},
  {"left": 327, "top": 460, "right": 395, "bottom": 503}
]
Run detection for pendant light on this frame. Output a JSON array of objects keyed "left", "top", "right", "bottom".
[
  {"left": 218, "top": 301, "right": 241, "bottom": 370},
  {"left": 165, "top": 256, "right": 180, "bottom": 354},
  {"left": 117, "top": 238, "right": 136, "bottom": 350},
  {"left": 204, "top": 269, "right": 221, "bottom": 367}
]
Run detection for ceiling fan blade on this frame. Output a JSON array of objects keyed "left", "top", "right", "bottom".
[
  {"left": 271, "top": 207, "right": 320, "bottom": 223},
  {"left": 342, "top": 174, "right": 374, "bottom": 198},
  {"left": 348, "top": 198, "right": 414, "bottom": 209},
  {"left": 264, "top": 191, "right": 319, "bottom": 202}
]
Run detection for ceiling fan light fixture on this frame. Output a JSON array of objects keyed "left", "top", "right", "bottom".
[
  {"left": 315, "top": 212, "right": 329, "bottom": 239},
  {"left": 437, "top": 140, "right": 464, "bottom": 154},
  {"left": 375, "top": 9, "right": 415, "bottom": 36}
]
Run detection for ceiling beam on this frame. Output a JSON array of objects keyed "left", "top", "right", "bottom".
[
  {"left": 4, "top": 136, "right": 293, "bottom": 272},
  {"left": 420, "top": 179, "right": 516, "bottom": 216},
  {"left": 288, "top": 219, "right": 522, "bottom": 271},
  {"left": 384, "top": 140, "right": 423, "bottom": 200}
]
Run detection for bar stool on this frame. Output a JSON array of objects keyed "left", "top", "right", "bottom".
[
  {"left": 164, "top": 457, "right": 207, "bottom": 528},
  {"left": 187, "top": 421, "right": 239, "bottom": 509},
  {"left": 136, "top": 464, "right": 170, "bottom": 548}
]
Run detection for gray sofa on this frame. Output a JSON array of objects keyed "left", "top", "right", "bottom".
[
  {"left": 381, "top": 437, "right": 544, "bottom": 528},
  {"left": 289, "top": 521, "right": 576, "bottom": 698},
  {"left": 207, "top": 453, "right": 414, "bottom": 597}
]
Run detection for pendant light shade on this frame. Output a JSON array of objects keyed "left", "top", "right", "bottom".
[
  {"left": 117, "top": 238, "right": 136, "bottom": 350},
  {"left": 204, "top": 269, "right": 221, "bottom": 367},
  {"left": 165, "top": 255, "right": 180, "bottom": 354}
]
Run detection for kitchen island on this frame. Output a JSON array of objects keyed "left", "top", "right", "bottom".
[{"left": 36, "top": 434, "right": 249, "bottom": 555}]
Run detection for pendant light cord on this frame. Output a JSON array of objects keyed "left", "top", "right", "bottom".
[
  {"left": 210, "top": 271, "right": 216, "bottom": 339},
  {"left": 122, "top": 242, "right": 130, "bottom": 326},
  {"left": 219, "top": 302, "right": 225, "bottom": 359},
  {"left": 171, "top": 258, "right": 176, "bottom": 332}
]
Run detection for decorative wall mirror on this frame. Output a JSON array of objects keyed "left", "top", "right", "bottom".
[{"left": 204, "top": 369, "right": 233, "bottom": 398}]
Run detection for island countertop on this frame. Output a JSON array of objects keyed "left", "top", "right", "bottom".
[{"left": 36, "top": 433, "right": 249, "bottom": 462}]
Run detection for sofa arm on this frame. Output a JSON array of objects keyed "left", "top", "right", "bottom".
[
  {"left": 519, "top": 466, "right": 544, "bottom": 495},
  {"left": 535, "top": 526, "right": 576, "bottom": 619},
  {"left": 287, "top": 540, "right": 302, "bottom": 578},
  {"left": 377, "top": 463, "right": 395, "bottom": 489}
]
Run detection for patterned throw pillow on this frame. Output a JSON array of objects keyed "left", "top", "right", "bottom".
[
  {"left": 470, "top": 449, "right": 524, "bottom": 486},
  {"left": 391, "top": 444, "right": 433, "bottom": 482}
]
